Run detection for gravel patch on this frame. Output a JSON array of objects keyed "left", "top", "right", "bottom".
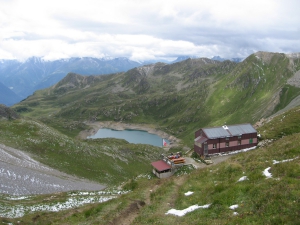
[
  {"left": 287, "top": 70, "right": 300, "bottom": 88},
  {"left": 0, "top": 144, "right": 105, "bottom": 196}
]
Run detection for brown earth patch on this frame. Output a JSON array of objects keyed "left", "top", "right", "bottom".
[{"left": 109, "top": 200, "right": 146, "bottom": 225}]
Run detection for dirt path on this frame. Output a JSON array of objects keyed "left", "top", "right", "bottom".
[
  {"left": 184, "top": 154, "right": 232, "bottom": 169},
  {"left": 110, "top": 181, "right": 159, "bottom": 225},
  {"left": 111, "top": 154, "right": 232, "bottom": 225}
]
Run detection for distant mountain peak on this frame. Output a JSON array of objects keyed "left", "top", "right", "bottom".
[
  {"left": 172, "top": 55, "right": 198, "bottom": 63},
  {"left": 25, "top": 56, "right": 45, "bottom": 63},
  {"left": 0, "top": 56, "right": 143, "bottom": 105},
  {"left": 211, "top": 56, "right": 244, "bottom": 63},
  {"left": 211, "top": 56, "right": 225, "bottom": 61}
]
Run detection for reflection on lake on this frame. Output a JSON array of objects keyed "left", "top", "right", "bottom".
[{"left": 87, "top": 128, "right": 169, "bottom": 147}]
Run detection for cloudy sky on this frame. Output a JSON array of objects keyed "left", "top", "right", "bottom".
[{"left": 0, "top": 0, "right": 299, "bottom": 62}]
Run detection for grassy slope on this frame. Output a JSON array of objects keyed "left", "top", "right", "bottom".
[
  {"left": 4, "top": 106, "right": 300, "bottom": 225},
  {"left": 13, "top": 53, "right": 300, "bottom": 145},
  {"left": 2, "top": 52, "right": 298, "bottom": 187},
  {"left": 0, "top": 118, "right": 164, "bottom": 185},
  {"left": 1, "top": 52, "right": 300, "bottom": 223},
  {"left": 205, "top": 53, "right": 298, "bottom": 125}
]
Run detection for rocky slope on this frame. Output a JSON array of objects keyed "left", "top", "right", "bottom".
[
  {"left": 0, "top": 144, "right": 105, "bottom": 195},
  {"left": 0, "top": 104, "right": 19, "bottom": 120}
]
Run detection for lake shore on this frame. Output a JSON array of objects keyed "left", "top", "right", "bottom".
[{"left": 78, "top": 121, "right": 182, "bottom": 148}]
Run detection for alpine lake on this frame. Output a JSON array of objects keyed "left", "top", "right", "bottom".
[{"left": 87, "top": 128, "right": 169, "bottom": 147}]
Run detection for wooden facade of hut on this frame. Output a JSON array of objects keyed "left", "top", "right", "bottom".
[{"left": 194, "top": 123, "right": 258, "bottom": 156}]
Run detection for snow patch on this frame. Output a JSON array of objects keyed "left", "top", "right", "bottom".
[
  {"left": 273, "top": 157, "right": 298, "bottom": 164},
  {"left": 229, "top": 204, "right": 239, "bottom": 210},
  {"left": 263, "top": 167, "right": 272, "bottom": 178},
  {"left": 211, "top": 147, "right": 256, "bottom": 157},
  {"left": 6, "top": 196, "right": 29, "bottom": 200},
  {"left": 0, "top": 192, "right": 119, "bottom": 218},
  {"left": 165, "top": 204, "right": 211, "bottom": 217},
  {"left": 237, "top": 176, "right": 248, "bottom": 182},
  {"left": 184, "top": 191, "right": 194, "bottom": 196}
]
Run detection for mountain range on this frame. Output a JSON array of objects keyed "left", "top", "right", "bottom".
[
  {"left": 1, "top": 51, "right": 300, "bottom": 224},
  {"left": 211, "top": 55, "right": 244, "bottom": 62},
  {"left": 13, "top": 51, "right": 300, "bottom": 142},
  {"left": 0, "top": 56, "right": 243, "bottom": 106},
  {"left": 0, "top": 57, "right": 143, "bottom": 105}
]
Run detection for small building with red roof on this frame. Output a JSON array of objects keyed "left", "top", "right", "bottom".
[
  {"left": 151, "top": 159, "right": 173, "bottom": 178},
  {"left": 151, "top": 153, "right": 186, "bottom": 178}
]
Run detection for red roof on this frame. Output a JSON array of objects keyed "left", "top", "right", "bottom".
[{"left": 151, "top": 160, "right": 171, "bottom": 171}]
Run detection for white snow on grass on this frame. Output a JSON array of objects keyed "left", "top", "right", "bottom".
[
  {"left": 0, "top": 195, "right": 116, "bottom": 218},
  {"left": 165, "top": 204, "right": 211, "bottom": 217},
  {"left": 184, "top": 191, "right": 194, "bottom": 196},
  {"left": 136, "top": 173, "right": 153, "bottom": 180},
  {"left": 0, "top": 188, "right": 128, "bottom": 218},
  {"left": 31, "top": 196, "right": 115, "bottom": 213},
  {"left": 229, "top": 204, "right": 239, "bottom": 210},
  {"left": 263, "top": 167, "right": 272, "bottom": 178},
  {"left": 273, "top": 156, "right": 299, "bottom": 164},
  {"left": 226, "top": 147, "right": 256, "bottom": 155},
  {"left": 229, "top": 204, "right": 239, "bottom": 216},
  {"left": 68, "top": 189, "right": 130, "bottom": 197},
  {"left": 237, "top": 176, "right": 248, "bottom": 182},
  {"left": 211, "top": 147, "right": 256, "bottom": 157},
  {"left": 6, "top": 196, "right": 30, "bottom": 200}
]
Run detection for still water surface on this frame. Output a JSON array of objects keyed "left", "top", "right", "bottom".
[{"left": 88, "top": 128, "right": 168, "bottom": 147}]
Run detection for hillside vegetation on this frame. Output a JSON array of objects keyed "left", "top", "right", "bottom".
[
  {"left": 3, "top": 103, "right": 300, "bottom": 224},
  {"left": 13, "top": 52, "right": 300, "bottom": 143},
  {"left": 0, "top": 117, "right": 164, "bottom": 185},
  {"left": 1, "top": 51, "right": 300, "bottom": 224}
]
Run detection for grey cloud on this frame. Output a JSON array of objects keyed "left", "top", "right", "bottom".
[{"left": 1, "top": 0, "right": 300, "bottom": 61}]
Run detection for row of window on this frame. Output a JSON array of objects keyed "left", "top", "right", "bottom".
[
  {"left": 226, "top": 135, "right": 242, "bottom": 140},
  {"left": 212, "top": 138, "right": 253, "bottom": 148}
]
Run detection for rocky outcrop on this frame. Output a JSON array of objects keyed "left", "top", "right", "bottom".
[
  {"left": 0, "top": 104, "right": 20, "bottom": 120},
  {"left": 52, "top": 73, "right": 101, "bottom": 94},
  {"left": 287, "top": 70, "right": 300, "bottom": 88}
]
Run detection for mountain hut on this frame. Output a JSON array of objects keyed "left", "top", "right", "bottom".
[{"left": 194, "top": 123, "right": 258, "bottom": 157}]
